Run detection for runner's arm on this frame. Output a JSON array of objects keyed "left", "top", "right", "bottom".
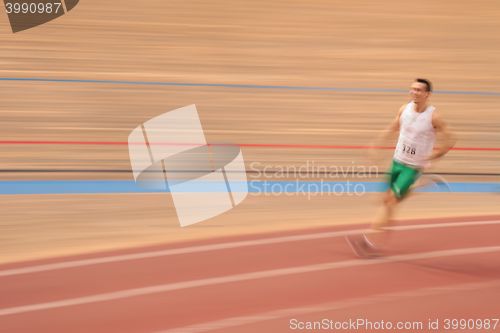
[
  {"left": 370, "top": 104, "right": 405, "bottom": 149},
  {"left": 427, "top": 112, "right": 456, "bottom": 160}
]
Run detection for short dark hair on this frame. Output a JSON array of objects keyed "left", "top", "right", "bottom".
[{"left": 415, "top": 78, "right": 432, "bottom": 92}]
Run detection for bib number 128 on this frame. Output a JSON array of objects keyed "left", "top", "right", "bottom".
[{"left": 402, "top": 144, "right": 416, "bottom": 155}]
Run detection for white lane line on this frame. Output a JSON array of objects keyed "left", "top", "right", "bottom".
[
  {"left": 158, "top": 279, "right": 500, "bottom": 333},
  {"left": 0, "top": 219, "right": 499, "bottom": 277},
  {"left": 1, "top": 245, "right": 499, "bottom": 317}
]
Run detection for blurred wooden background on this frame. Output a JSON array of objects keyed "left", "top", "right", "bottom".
[{"left": 0, "top": 0, "right": 498, "bottom": 263}]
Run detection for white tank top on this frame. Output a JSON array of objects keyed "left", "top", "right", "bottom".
[{"left": 393, "top": 102, "right": 436, "bottom": 168}]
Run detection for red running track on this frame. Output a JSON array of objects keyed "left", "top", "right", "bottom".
[{"left": 0, "top": 215, "right": 499, "bottom": 333}]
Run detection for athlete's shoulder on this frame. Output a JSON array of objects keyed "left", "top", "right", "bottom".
[
  {"left": 431, "top": 108, "right": 447, "bottom": 128},
  {"left": 430, "top": 106, "right": 441, "bottom": 118},
  {"left": 397, "top": 102, "right": 409, "bottom": 116}
]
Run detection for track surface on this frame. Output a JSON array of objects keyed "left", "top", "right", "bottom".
[{"left": 1, "top": 215, "right": 499, "bottom": 332}]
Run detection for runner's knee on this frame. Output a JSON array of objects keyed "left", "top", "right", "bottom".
[{"left": 384, "top": 190, "right": 399, "bottom": 207}]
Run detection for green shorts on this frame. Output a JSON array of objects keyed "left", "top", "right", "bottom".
[{"left": 388, "top": 160, "right": 422, "bottom": 199}]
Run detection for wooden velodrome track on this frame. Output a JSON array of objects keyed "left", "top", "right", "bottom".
[{"left": 0, "top": 0, "right": 499, "bottom": 332}]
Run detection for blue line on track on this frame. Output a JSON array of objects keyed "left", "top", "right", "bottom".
[
  {"left": 0, "top": 181, "right": 497, "bottom": 195},
  {"left": 1, "top": 77, "right": 500, "bottom": 96}
]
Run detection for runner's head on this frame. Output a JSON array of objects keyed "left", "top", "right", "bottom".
[{"left": 410, "top": 78, "right": 432, "bottom": 104}]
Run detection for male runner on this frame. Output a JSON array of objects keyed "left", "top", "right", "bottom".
[{"left": 347, "top": 78, "right": 456, "bottom": 257}]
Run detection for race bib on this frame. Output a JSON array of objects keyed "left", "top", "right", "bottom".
[
  {"left": 400, "top": 142, "right": 417, "bottom": 156},
  {"left": 394, "top": 137, "right": 427, "bottom": 166}
]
